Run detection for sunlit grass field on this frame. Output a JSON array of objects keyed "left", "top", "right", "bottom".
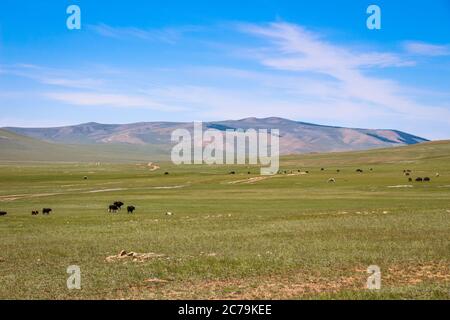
[{"left": 0, "top": 141, "right": 449, "bottom": 299}]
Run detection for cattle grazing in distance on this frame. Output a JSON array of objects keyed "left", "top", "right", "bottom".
[
  {"left": 127, "top": 206, "right": 135, "bottom": 214},
  {"left": 31, "top": 210, "right": 39, "bottom": 215},
  {"left": 109, "top": 205, "right": 118, "bottom": 213},
  {"left": 415, "top": 177, "right": 423, "bottom": 182},
  {"left": 356, "top": 169, "right": 363, "bottom": 173},
  {"left": 229, "top": 171, "right": 236, "bottom": 175},
  {"left": 113, "top": 201, "right": 124, "bottom": 210},
  {"left": 42, "top": 208, "right": 52, "bottom": 215},
  {"left": 328, "top": 178, "right": 336, "bottom": 183},
  {"left": 408, "top": 178, "right": 413, "bottom": 182},
  {"left": 164, "top": 172, "right": 169, "bottom": 175},
  {"left": 0, "top": 211, "right": 7, "bottom": 216},
  {"left": 436, "top": 173, "right": 440, "bottom": 177},
  {"left": 423, "top": 177, "right": 431, "bottom": 182}
]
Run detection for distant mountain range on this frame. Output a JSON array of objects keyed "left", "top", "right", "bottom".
[{"left": 0, "top": 117, "right": 428, "bottom": 161}]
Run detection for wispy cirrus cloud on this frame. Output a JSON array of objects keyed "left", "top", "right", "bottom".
[
  {"left": 238, "top": 23, "right": 414, "bottom": 73},
  {"left": 236, "top": 22, "right": 449, "bottom": 122},
  {"left": 404, "top": 41, "right": 450, "bottom": 56},
  {"left": 0, "top": 64, "right": 105, "bottom": 90},
  {"left": 88, "top": 23, "right": 202, "bottom": 44},
  {"left": 43, "top": 91, "right": 184, "bottom": 112},
  {"left": 237, "top": 23, "right": 415, "bottom": 71}
]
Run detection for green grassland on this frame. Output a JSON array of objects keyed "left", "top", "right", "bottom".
[{"left": 0, "top": 141, "right": 449, "bottom": 299}]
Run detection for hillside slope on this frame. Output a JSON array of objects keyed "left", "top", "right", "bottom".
[
  {"left": 283, "top": 140, "right": 450, "bottom": 168},
  {"left": 0, "top": 129, "right": 170, "bottom": 162}
]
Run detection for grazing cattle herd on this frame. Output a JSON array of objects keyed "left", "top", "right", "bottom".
[
  {"left": 0, "top": 168, "right": 442, "bottom": 218},
  {"left": 401, "top": 169, "right": 433, "bottom": 183},
  {"left": 1, "top": 200, "right": 137, "bottom": 217},
  {"left": 109, "top": 201, "right": 136, "bottom": 214}
]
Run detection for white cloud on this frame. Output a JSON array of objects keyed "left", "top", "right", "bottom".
[
  {"left": 89, "top": 23, "right": 202, "bottom": 44},
  {"left": 43, "top": 91, "right": 183, "bottom": 111},
  {"left": 237, "top": 22, "right": 450, "bottom": 123},
  {"left": 238, "top": 23, "right": 414, "bottom": 72},
  {"left": 0, "top": 64, "right": 105, "bottom": 90},
  {"left": 404, "top": 41, "right": 450, "bottom": 56}
]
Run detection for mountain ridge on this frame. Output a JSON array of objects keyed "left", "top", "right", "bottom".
[{"left": 2, "top": 117, "right": 429, "bottom": 156}]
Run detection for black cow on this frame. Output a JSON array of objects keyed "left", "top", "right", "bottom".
[
  {"left": 113, "top": 201, "right": 124, "bottom": 210},
  {"left": 408, "top": 178, "right": 413, "bottom": 182},
  {"left": 423, "top": 177, "right": 431, "bottom": 182},
  {"left": 31, "top": 210, "right": 39, "bottom": 216},
  {"left": 415, "top": 177, "right": 423, "bottom": 182},
  {"left": 164, "top": 172, "right": 169, "bottom": 175},
  {"left": 42, "top": 208, "right": 52, "bottom": 215},
  {"left": 356, "top": 169, "right": 364, "bottom": 173},
  {"left": 321, "top": 168, "right": 325, "bottom": 171},
  {"left": 0, "top": 211, "right": 7, "bottom": 216},
  {"left": 127, "top": 206, "right": 135, "bottom": 214},
  {"left": 108, "top": 205, "right": 118, "bottom": 213},
  {"left": 229, "top": 171, "right": 236, "bottom": 175}
]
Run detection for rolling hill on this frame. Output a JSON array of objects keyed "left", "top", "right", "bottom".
[
  {"left": 0, "top": 129, "right": 170, "bottom": 162},
  {"left": 1, "top": 117, "right": 429, "bottom": 162}
]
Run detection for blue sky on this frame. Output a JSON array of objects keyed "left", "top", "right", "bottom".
[{"left": 0, "top": 0, "right": 449, "bottom": 139}]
